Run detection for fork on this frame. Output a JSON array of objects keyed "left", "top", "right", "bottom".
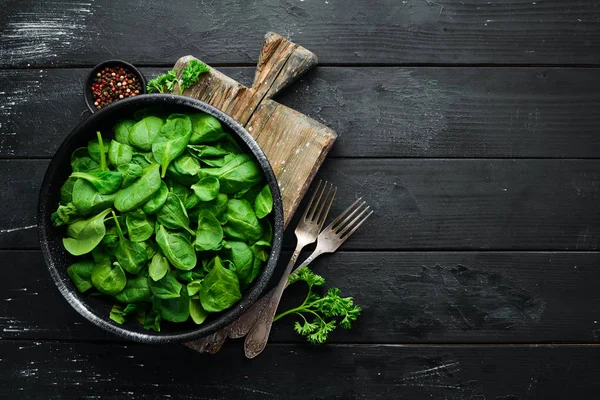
[
  {"left": 244, "top": 197, "right": 373, "bottom": 358},
  {"left": 186, "top": 181, "right": 336, "bottom": 353}
]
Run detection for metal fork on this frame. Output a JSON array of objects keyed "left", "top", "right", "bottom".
[
  {"left": 185, "top": 181, "right": 336, "bottom": 353},
  {"left": 244, "top": 197, "right": 373, "bottom": 358}
]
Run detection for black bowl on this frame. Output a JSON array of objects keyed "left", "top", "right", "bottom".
[
  {"left": 84, "top": 60, "right": 147, "bottom": 113},
  {"left": 38, "top": 94, "right": 284, "bottom": 344}
]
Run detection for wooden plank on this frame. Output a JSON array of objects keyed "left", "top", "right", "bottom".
[
  {"left": 2, "top": 340, "right": 600, "bottom": 399},
  {"left": 1, "top": 1, "right": 600, "bottom": 67},
  {"left": 5, "top": 159, "right": 598, "bottom": 250},
  {"left": 3, "top": 250, "right": 600, "bottom": 344},
  {"left": 2, "top": 67, "right": 600, "bottom": 159}
]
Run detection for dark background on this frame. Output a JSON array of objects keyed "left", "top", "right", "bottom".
[{"left": 1, "top": 1, "right": 600, "bottom": 398}]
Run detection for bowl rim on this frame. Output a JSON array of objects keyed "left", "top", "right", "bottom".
[
  {"left": 38, "top": 94, "right": 284, "bottom": 344},
  {"left": 84, "top": 60, "right": 147, "bottom": 113}
]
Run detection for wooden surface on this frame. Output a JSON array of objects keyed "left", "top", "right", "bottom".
[{"left": 2, "top": 1, "right": 600, "bottom": 399}]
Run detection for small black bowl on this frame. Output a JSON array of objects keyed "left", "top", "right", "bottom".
[
  {"left": 39, "top": 94, "right": 284, "bottom": 344},
  {"left": 84, "top": 60, "right": 147, "bottom": 113}
]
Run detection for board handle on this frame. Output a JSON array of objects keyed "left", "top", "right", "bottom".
[{"left": 252, "top": 32, "right": 318, "bottom": 99}]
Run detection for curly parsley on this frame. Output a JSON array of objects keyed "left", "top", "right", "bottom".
[
  {"left": 274, "top": 268, "right": 361, "bottom": 344},
  {"left": 146, "top": 60, "right": 210, "bottom": 94}
]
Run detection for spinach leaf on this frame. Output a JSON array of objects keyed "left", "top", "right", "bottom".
[
  {"left": 87, "top": 137, "right": 109, "bottom": 165},
  {"left": 153, "top": 285, "right": 190, "bottom": 323},
  {"left": 91, "top": 259, "right": 127, "bottom": 295},
  {"left": 142, "top": 181, "right": 169, "bottom": 214},
  {"left": 194, "top": 210, "right": 223, "bottom": 251},
  {"left": 187, "top": 144, "right": 228, "bottom": 159},
  {"left": 70, "top": 170, "right": 122, "bottom": 195},
  {"left": 131, "top": 152, "right": 152, "bottom": 167},
  {"left": 125, "top": 210, "right": 154, "bottom": 242},
  {"left": 114, "top": 119, "right": 135, "bottom": 145},
  {"left": 155, "top": 225, "right": 197, "bottom": 271},
  {"left": 114, "top": 163, "right": 161, "bottom": 212},
  {"left": 172, "top": 268, "right": 205, "bottom": 283},
  {"left": 51, "top": 203, "right": 80, "bottom": 227},
  {"left": 254, "top": 184, "right": 273, "bottom": 219},
  {"left": 152, "top": 115, "right": 192, "bottom": 177},
  {"left": 115, "top": 272, "right": 152, "bottom": 303},
  {"left": 165, "top": 163, "right": 200, "bottom": 186},
  {"left": 149, "top": 270, "right": 182, "bottom": 299},
  {"left": 60, "top": 177, "right": 77, "bottom": 203},
  {"left": 222, "top": 241, "right": 254, "bottom": 288},
  {"left": 112, "top": 211, "right": 147, "bottom": 274},
  {"left": 144, "top": 240, "right": 157, "bottom": 261},
  {"left": 67, "top": 260, "right": 95, "bottom": 293},
  {"left": 186, "top": 279, "right": 203, "bottom": 296},
  {"left": 143, "top": 309, "right": 161, "bottom": 332},
  {"left": 165, "top": 178, "right": 191, "bottom": 202},
  {"left": 189, "top": 113, "right": 225, "bottom": 144},
  {"left": 222, "top": 199, "right": 262, "bottom": 242},
  {"left": 117, "top": 163, "right": 143, "bottom": 188},
  {"left": 197, "top": 154, "right": 262, "bottom": 194},
  {"left": 149, "top": 253, "right": 169, "bottom": 281},
  {"left": 63, "top": 208, "right": 112, "bottom": 256},
  {"left": 108, "top": 140, "right": 134, "bottom": 167},
  {"left": 199, "top": 256, "right": 241, "bottom": 312},
  {"left": 101, "top": 225, "right": 119, "bottom": 255},
  {"left": 129, "top": 116, "right": 164, "bottom": 151},
  {"left": 71, "top": 147, "right": 99, "bottom": 173},
  {"left": 91, "top": 245, "right": 111, "bottom": 263},
  {"left": 156, "top": 192, "right": 195, "bottom": 235},
  {"left": 183, "top": 193, "right": 201, "bottom": 210},
  {"left": 188, "top": 193, "right": 228, "bottom": 223},
  {"left": 191, "top": 176, "right": 220, "bottom": 201},
  {"left": 189, "top": 298, "right": 208, "bottom": 324},
  {"left": 71, "top": 179, "right": 117, "bottom": 215},
  {"left": 173, "top": 154, "right": 201, "bottom": 176}
]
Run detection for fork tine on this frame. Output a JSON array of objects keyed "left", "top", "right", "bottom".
[
  {"left": 332, "top": 201, "right": 366, "bottom": 232},
  {"left": 340, "top": 210, "right": 373, "bottom": 240},
  {"left": 302, "top": 180, "right": 323, "bottom": 220},
  {"left": 307, "top": 180, "right": 328, "bottom": 221},
  {"left": 337, "top": 205, "right": 371, "bottom": 237},
  {"left": 314, "top": 184, "right": 336, "bottom": 227},
  {"left": 324, "top": 197, "right": 363, "bottom": 230}
]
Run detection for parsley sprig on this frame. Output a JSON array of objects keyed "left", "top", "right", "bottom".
[
  {"left": 146, "top": 60, "right": 210, "bottom": 94},
  {"left": 274, "top": 267, "right": 361, "bottom": 344}
]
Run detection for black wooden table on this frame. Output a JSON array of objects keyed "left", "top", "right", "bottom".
[{"left": 1, "top": 1, "right": 600, "bottom": 398}]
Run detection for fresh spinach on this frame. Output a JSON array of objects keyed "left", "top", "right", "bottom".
[
  {"left": 91, "top": 259, "right": 127, "bottom": 295},
  {"left": 125, "top": 210, "right": 154, "bottom": 243},
  {"left": 129, "top": 116, "right": 164, "bottom": 151},
  {"left": 115, "top": 272, "right": 152, "bottom": 303},
  {"left": 222, "top": 199, "right": 262, "bottom": 242},
  {"left": 62, "top": 208, "right": 112, "bottom": 256},
  {"left": 114, "top": 163, "right": 161, "bottom": 212},
  {"left": 197, "top": 154, "right": 262, "bottom": 194},
  {"left": 254, "top": 184, "right": 273, "bottom": 219},
  {"left": 117, "top": 163, "right": 143, "bottom": 188},
  {"left": 70, "top": 170, "right": 122, "bottom": 195},
  {"left": 191, "top": 176, "right": 220, "bottom": 201},
  {"left": 113, "top": 119, "right": 135, "bottom": 145},
  {"left": 142, "top": 181, "right": 169, "bottom": 214},
  {"left": 152, "top": 115, "right": 192, "bottom": 177},
  {"left": 112, "top": 211, "right": 147, "bottom": 274},
  {"left": 155, "top": 224, "right": 197, "bottom": 271},
  {"left": 67, "top": 261, "right": 95, "bottom": 293},
  {"left": 108, "top": 140, "right": 133, "bottom": 167},
  {"left": 198, "top": 256, "right": 241, "bottom": 312},
  {"left": 156, "top": 192, "right": 195, "bottom": 235},
  {"left": 149, "top": 253, "right": 169, "bottom": 281}
]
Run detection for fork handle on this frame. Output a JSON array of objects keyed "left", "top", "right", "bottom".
[{"left": 243, "top": 245, "right": 305, "bottom": 358}]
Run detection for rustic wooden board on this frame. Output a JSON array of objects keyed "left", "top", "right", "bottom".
[
  {"left": 3, "top": 159, "right": 598, "bottom": 251},
  {"left": 172, "top": 32, "right": 336, "bottom": 226},
  {"left": 1, "top": 0, "right": 600, "bottom": 67},
  {"left": 3, "top": 340, "right": 600, "bottom": 399},
  {"left": 4, "top": 66, "right": 600, "bottom": 159},
  {"left": 3, "top": 250, "right": 600, "bottom": 344}
]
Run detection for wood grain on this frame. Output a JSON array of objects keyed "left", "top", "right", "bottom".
[
  {"left": 173, "top": 33, "right": 335, "bottom": 225},
  {"left": 3, "top": 250, "right": 600, "bottom": 344},
  {"left": 1, "top": 0, "right": 600, "bottom": 67},
  {"left": 5, "top": 159, "right": 598, "bottom": 250},
  {"left": 3, "top": 67, "right": 600, "bottom": 159},
  {"left": 3, "top": 340, "right": 600, "bottom": 399}
]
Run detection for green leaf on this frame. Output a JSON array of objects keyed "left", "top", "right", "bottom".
[
  {"left": 129, "top": 116, "right": 164, "bottom": 151},
  {"left": 51, "top": 202, "right": 80, "bottom": 227},
  {"left": 180, "top": 59, "right": 210, "bottom": 91},
  {"left": 66, "top": 261, "right": 95, "bottom": 293},
  {"left": 191, "top": 176, "right": 220, "bottom": 201},
  {"left": 114, "top": 164, "right": 161, "bottom": 212},
  {"left": 189, "top": 297, "right": 208, "bottom": 324},
  {"left": 155, "top": 225, "right": 197, "bottom": 271},
  {"left": 152, "top": 115, "right": 192, "bottom": 177},
  {"left": 143, "top": 309, "right": 161, "bottom": 332},
  {"left": 87, "top": 137, "right": 109, "bottom": 165},
  {"left": 71, "top": 147, "right": 99, "bottom": 173},
  {"left": 63, "top": 208, "right": 112, "bottom": 256},
  {"left": 117, "top": 163, "right": 143, "bottom": 188},
  {"left": 186, "top": 279, "right": 203, "bottom": 296},
  {"left": 108, "top": 140, "right": 134, "bottom": 167},
  {"left": 149, "top": 270, "right": 182, "bottom": 299},
  {"left": 71, "top": 179, "right": 117, "bottom": 216},
  {"left": 254, "top": 184, "right": 273, "bottom": 219},
  {"left": 142, "top": 181, "right": 169, "bottom": 214},
  {"left": 222, "top": 199, "right": 262, "bottom": 242},
  {"left": 60, "top": 177, "right": 77, "bottom": 204},
  {"left": 125, "top": 210, "right": 154, "bottom": 242},
  {"left": 197, "top": 154, "right": 262, "bottom": 194},
  {"left": 156, "top": 192, "right": 194, "bottom": 235},
  {"left": 189, "top": 113, "right": 225, "bottom": 144},
  {"left": 199, "top": 256, "right": 241, "bottom": 312},
  {"left": 222, "top": 241, "right": 254, "bottom": 288},
  {"left": 91, "top": 259, "right": 126, "bottom": 295},
  {"left": 70, "top": 170, "right": 122, "bottom": 195},
  {"left": 153, "top": 285, "right": 190, "bottom": 323},
  {"left": 173, "top": 154, "right": 201, "bottom": 176},
  {"left": 194, "top": 210, "right": 223, "bottom": 251},
  {"left": 113, "top": 119, "right": 135, "bottom": 145},
  {"left": 149, "top": 253, "right": 169, "bottom": 281},
  {"left": 115, "top": 272, "right": 152, "bottom": 303},
  {"left": 188, "top": 193, "right": 228, "bottom": 224}
]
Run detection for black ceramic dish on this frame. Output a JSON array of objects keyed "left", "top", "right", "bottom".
[
  {"left": 84, "top": 60, "right": 147, "bottom": 113},
  {"left": 38, "top": 94, "right": 284, "bottom": 344}
]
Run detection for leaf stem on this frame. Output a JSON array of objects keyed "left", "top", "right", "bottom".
[
  {"left": 97, "top": 131, "right": 107, "bottom": 171},
  {"left": 111, "top": 210, "right": 125, "bottom": 240}
]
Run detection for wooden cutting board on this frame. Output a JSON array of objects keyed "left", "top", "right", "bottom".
[{"left": 173, "top": 32, "right": 337, "bottom": 228}]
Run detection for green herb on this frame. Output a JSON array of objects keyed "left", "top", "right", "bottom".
[
  {"left": 146, "top": 60, "right": 210, "bottom": 95},
  {"left": 180, "top": 60, "right": 210, "bottom": 92},
  {"left": 274, "top": 268, "right": 361, "bottom": 344}
]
